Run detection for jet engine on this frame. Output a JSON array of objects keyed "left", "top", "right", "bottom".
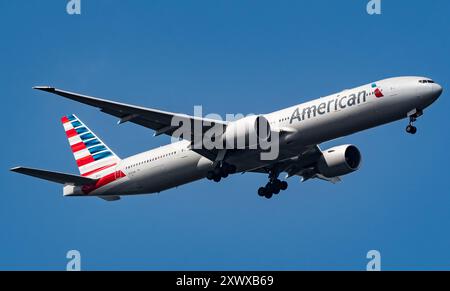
[
  {"left": 317, "top": 145, "right": 362, "bottom": 178},
  {"left": 222, "top": 115, "right": 271, "bottom": 149}
]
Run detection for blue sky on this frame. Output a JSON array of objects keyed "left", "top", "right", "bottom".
[{"left": 1, "top": 0, "right": 449, "bottom": 270}]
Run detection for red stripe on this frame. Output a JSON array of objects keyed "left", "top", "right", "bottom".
[
  {"left": 76, "top": 155, "right": 95, "bottom": 167},
  {"left": 115, "top": 171, "right": 126, "bottom": 179},
  {"left": 81, "top": 171, "right": 126, "bottom": 194},
  {"left": 95, "top": 172, "right": 117, "bottom": 189},
  {"left": 71, "top": 142, "right": 86, "bottom": 153},
  {"left": 81, "top": 163, "right": 117, "bottom": 177},
  {"left": 61, "top": 116, "right": 70, "bottom": 124},
  {"left": 66, "top": 129, "right": 78, "bottom": 138}
]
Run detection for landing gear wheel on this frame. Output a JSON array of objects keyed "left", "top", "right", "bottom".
[
  {"left": 222, "top": 164, "right": 237, "bottom": 175},
  {"left": 265, "top": 192, "right": 273, "bottom": 199},
  {"left": 208, "top": 163, "right": 236, "bottom": 182},
  {"left": 213, "top": 167, "right": 222, "bottom": 176},
  {"left": 220, "top": 170, "right": 229, "bottom": 178},
  {"left": 280, "top": 181, "right": 288, "bottom": 191},
  {"left": 265, "top": 182, "right": 273, "bottom": 193},
  {"left": 258, "top": 187, "right": 266, "bottom": 197},
  {"left": 257, "top": 177, "right": 289, "bottom": 198},
  {"left": 406, "top": 125, "right": 417, "bottom": 135},
  {"left": 272, "top": 180, "right": 281, "bottom": 194}
]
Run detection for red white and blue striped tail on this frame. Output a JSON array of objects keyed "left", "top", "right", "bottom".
[{"left": 61, "top": 114, "right": 121, "bottom": 178}]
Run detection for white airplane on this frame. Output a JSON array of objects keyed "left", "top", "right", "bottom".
[{"left": 11, "top": 76, "right": 442, "bottom": 201}]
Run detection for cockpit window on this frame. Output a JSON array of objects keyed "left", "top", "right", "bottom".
[{"left": 419, "top": 80, "right": 435, "bottom": 84}]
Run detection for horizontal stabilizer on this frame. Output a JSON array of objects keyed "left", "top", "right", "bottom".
[{"left": 10, "top": 167, "right": 97, "bottom": 186}]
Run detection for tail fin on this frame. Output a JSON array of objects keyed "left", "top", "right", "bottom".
[{"left": 61, "top": 114, "right": 121, "bottom": 178}]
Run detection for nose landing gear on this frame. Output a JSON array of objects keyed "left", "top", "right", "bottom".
[
  {"left": 406, "top": 123, "right": 417, "bottom": 135},
  {"left": 406, "top": 109, "right": 422, "bottom": 135}
]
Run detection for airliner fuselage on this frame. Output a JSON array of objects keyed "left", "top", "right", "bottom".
[{"left": 12, "top": 76, "right": 443, "bottom": 200}]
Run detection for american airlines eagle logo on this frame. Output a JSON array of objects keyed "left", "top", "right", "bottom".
[
  {"left": 372, "top": 83, "right": 384, "bottom": 98},
  {"left": 374, "top": 88, "right": 384, "bottom": 98}
]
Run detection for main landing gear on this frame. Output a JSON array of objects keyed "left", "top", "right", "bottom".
[
  {"left": 258, "top": 180, "right": 288, "bottom": 199},
  {"left": 257, "top": 169, "right": 288, "bottom": 199},
  {"left": 206, "top": 163, "right": 237, "bottom": 183}
]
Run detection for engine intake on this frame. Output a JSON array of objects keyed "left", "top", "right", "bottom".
[{"left": 317, "top": 145, "right": 362, "bottom": 178}]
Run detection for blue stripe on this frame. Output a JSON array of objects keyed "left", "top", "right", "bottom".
[
  {"left": 88, "top": 145, "right": 107, "bottom": 154},
  {"left": 84, "top": 139, "right": 101, "bottom": 147},
  {"left": 93, "top": 151, "right": 113, "bottom": 161},
  {"left": 75, "top": 127, "right": 89, "bottom": 134},
  {"left": 80, "top": 133, "right": 95, "bottom": 140},
  {"left": 71, "top": 121, "right": 82, "bottom": 128},
  {"left": 67, "top": 115, "right": 76, "bottom": 121}
]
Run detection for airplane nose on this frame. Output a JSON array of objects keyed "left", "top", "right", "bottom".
[
  {"left": 416, "top": 80, "right": 442, "bottom": 107},
  {"left": 434, "top": 83, "right": 443, "bottom": 97}
]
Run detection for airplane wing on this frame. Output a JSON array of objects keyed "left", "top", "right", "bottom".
[
  {"left": 33, "top": 86, "right": 228, "bottom": 140},
  {"left": 248, "top": 145, "right": 342, "bottom": 184},
  {"left": 10, "top": 167, "right": 97, "bottom": 186}
]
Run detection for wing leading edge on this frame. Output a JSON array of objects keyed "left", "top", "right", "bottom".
[{"left": 33, "top": 86, "right": 227, "bottom": 139}]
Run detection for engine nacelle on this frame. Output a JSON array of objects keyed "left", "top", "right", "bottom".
[
  {"left": 223, "top": 115, "right": 271, "bottom": 149},
  {"left": 317, "top": 145, "right": 362, "bottom": 178}
]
